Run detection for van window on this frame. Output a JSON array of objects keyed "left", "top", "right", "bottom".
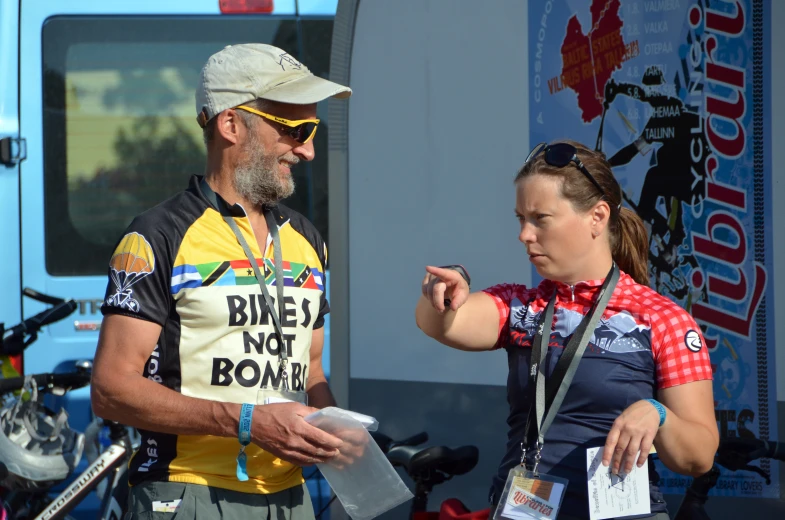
[{"left": 42, "top": 17, "right": 333, "bottom": 276}]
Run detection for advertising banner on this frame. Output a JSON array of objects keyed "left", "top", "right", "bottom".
[{"left": 528, "top": 0, "right": 776, "bottom": 497}]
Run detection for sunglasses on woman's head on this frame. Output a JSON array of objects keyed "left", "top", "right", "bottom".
[
  {"left": 525, "top": 142, "right": 608, "bottom": 199},
  {"left": 236, "top": 105, "right": 320, "bottom": 144}
]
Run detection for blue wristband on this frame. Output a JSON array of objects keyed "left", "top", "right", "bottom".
[
  {"left": 236, "top": 403, "right": 254, "bottom": 481},
  {"left": 645, "top": 399, "right": 666, "bottom": 427}
]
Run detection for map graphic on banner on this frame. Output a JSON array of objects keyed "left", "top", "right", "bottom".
[{"left": 528, "top": 0, "right": 776, "bottom": 498}]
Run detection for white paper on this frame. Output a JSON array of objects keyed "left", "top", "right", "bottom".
[{"left": 586, "top": 447, "right": 651, "bottom": 520}]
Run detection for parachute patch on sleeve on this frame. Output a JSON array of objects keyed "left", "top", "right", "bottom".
[{"left": 106, "top": 232, "right": 156, "bottom": 312}]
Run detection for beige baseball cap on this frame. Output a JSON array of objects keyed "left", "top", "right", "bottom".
[{"left": 196, "top": 43, "right": 352, "bottom": 128}]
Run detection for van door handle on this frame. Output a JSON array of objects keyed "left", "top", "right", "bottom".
[{"left": 0, "top": 137, "right": 27, "bottom": 166}]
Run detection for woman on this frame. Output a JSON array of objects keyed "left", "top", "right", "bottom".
[{"left": 415, "top": 140, "right": 718, "bottom": 520}]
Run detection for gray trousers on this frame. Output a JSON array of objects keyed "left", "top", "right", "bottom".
[{"left": 124, "top": 481, "right": 316, "bottom": 520}]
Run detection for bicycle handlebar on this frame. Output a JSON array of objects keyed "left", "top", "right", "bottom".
[
  {"left": 717, "top": 437, "right": 785, "bottom": 468},
  {"left": 771, "top": 442, "right": 785, "bottom": 461},
  {"left": 1, "top": 291, "right": 77, "bottom": 356},
  {"left": 681, "top": 437, "right": 785, "bottom": 496},
  {"left": 22, "top": 287, "right": 67, "bottom": 306},
  {"left": 673, "top": 438, "right": 784, "bottom": 520},
  {"left": 0, "top": 369, "right": 91, "bottom": 395}
]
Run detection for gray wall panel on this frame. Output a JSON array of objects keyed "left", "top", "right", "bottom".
[{"left": 346, "top": 0, "right": 531, "bottom": 385}]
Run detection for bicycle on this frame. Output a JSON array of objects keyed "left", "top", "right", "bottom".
[
  {"left": 372, "top": 431, "right": 785, "bottom": 520},
  {"left": 673, "top": 436, "right": 785, "bottom": 520},
  {"left": 307, "top": 430, "right": 479, "bottom": 520},
  {"left": 370, "top": 431, "right": 481, "bottom": 520},
  {"left": 0, "top": 368, "right": 134, "bottom": 520},
  {"left": 1, "top": 289, "right": 136, "bottom": 520}
]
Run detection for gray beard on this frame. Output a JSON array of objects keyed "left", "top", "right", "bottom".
[{"left": 233, "top": 132, "right": 295, "bottom": 209}]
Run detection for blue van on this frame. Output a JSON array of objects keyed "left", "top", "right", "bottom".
[{"left": 1, "top": 0, "right": 337, "bottom": 517}]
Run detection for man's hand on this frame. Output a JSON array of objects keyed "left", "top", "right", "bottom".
[
  {"left": 603, "top": 399, "right": 661, "bottom": 475},
  {"left": 251, "top": 403, "right": 343, "bottom": 466},
  {"left": 421, "top": 266, "right": 470, "bottom": 313},
  {"left": 327, "top": 424, "right": 372, "bottom": 469}
]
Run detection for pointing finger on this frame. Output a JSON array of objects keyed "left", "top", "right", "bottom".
[{"left": 425, "top": 265, "right": 464, "bottom": 282}]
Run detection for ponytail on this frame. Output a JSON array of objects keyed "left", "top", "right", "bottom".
[{"left": 613, "top": 207, "right": 649, "bottom": 286}]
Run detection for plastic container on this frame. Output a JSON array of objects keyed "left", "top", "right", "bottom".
[{"left": 305, "top": 407, "right": 413, "bottom": 520}]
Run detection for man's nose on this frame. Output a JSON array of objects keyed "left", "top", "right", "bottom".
[{"left": 293, "top": 139, "right": 316, "bottom": 162}]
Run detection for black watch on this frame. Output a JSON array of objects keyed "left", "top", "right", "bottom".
[{"left": 439, "top": 264, "right": 471, "bottom": 289}]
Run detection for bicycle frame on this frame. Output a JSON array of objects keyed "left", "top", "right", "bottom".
[{"left": 33, "top": 441, "right": 128, "bottom": 520}]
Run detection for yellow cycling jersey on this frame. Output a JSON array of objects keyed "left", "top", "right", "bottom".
[{"left": 101, "top": 175, "right": 328, "bottom": 494}]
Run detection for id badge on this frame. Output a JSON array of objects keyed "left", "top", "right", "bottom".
[
  {"left": 492, "top": 467, "right": 568, "bottom": 520},
  {"left": 257, "top": 386, "right": 308, "bottom": 405}
]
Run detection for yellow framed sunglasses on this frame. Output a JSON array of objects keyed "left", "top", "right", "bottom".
[{"left": 236, "top": 105, "right": 320, "bottom": 144}]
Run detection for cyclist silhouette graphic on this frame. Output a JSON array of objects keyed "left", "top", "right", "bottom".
[{"left": 600, "top": 66, "right": 709, "bottom": 301}]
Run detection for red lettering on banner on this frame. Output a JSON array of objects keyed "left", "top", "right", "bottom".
[
  {"left": 705, "top": 152, "right": 719, "bottom": 181},
  {"left": 707, "top": 62, "right": 745, "bottom": 90},
  {"left": 706, "top": 178, "right": 746, "bottom": 210},
  {"left": 692, "top": 188, "right": 766, "bottom": 343},
  {"left": 704, "top": 32, "right": 746, "bottom": 159},
  {"left": 692, "top": 265, "right": 766, "bottom": 339},
  {"left": 708, "top": 271, "right": 747, "bottom": 302},
  {"left": 688, "top": 1, "right": 763, "bottom": 352},
  {"left": 706, "top": 94, "right": 745, "bottom": 158},
  {"left": 705, "top": 1, "right": 745, "bottom": 37},
  {"left": 693, "top": 212, "right": 745, "bottom": 265}
]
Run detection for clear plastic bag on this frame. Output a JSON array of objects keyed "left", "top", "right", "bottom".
[{"left": 305, "top": 407, "right": 413, "bottom": 520}]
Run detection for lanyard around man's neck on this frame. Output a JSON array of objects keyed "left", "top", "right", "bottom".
[{"left": 200, "top": 178, "right": 290, "bottom": 387}]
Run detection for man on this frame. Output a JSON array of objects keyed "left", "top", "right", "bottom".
[{"left": 91, "top": 43, "right": 351, "bottom": 519}]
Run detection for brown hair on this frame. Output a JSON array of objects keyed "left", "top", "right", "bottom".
[
  {"left": 514, "top": 139, "right": 650, "bottom": 285},
  {"left": 202, "top": 98, "right": 270, "bottom": 146}
]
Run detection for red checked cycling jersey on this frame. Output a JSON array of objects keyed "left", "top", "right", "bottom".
[
  {"left": 482, "top": 271, "right": 712, "bottom": 518},
  {"left": 101, "top": 176, "right": 329, "bottom": 494}
]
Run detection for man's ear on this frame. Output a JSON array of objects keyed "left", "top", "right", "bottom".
[{"left": 215, "top": 108, "right": 244, "bottom": 145}]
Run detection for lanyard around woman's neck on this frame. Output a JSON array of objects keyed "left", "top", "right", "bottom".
[
  {"left": 200, "top": 178, "right": 290, "bottom": 388},
  {"left": 521, "top": 264, "right": 620, "bottom": 472}
]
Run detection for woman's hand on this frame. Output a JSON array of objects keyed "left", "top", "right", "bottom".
[
  {"left": 421, "top": 266, "right": 470, "bottom": 313},
  {"left": 415, "top": 264, "right": 498, "bottom": 351},
  {"left": 602, "top": 399, "right": 662, "bottom": 475}
]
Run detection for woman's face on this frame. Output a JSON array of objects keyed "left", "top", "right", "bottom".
[{"left": 515, "top": 174, "right": 601, "bottom": 283}]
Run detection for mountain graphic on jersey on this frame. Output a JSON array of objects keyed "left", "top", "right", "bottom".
[
  {"left": 509, "top": 298, "right": 649, "bottom": 353},
  {"left": 171, "top": 259, "right": 324, "bottom": 294}
]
